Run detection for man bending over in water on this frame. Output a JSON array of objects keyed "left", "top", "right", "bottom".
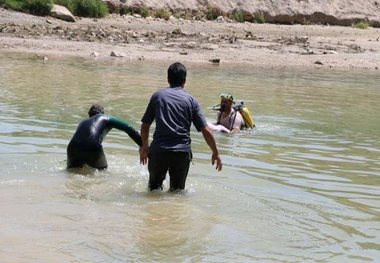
[{"left": 67, "top": 104, "right": 142, "bottom": 169}]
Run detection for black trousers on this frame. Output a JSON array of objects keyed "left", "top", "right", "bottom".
[{"left": 148, "top": 152, "right": 192, "bottom": 191}]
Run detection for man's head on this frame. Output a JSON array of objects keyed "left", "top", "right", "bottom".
[
  {"left": 168, "top": 62, "right": 187, "bottom": 87},
  {"left": 219, "top": 92, "right": 234, "bottom": 112},
  {"left": 88, "top": 104, "right": 105, "bottom": 117}
]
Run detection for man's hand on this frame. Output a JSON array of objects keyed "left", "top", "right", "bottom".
[
  {"left": 212, "top": 153, "right": 222, "bottom": 171},
  {"left": 139, "top": 147, "right": 148, "bottom": 165},
  {"left": 140, "top": 123, "right": 150, "bottom": 165}
]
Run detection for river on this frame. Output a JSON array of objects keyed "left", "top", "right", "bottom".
[{"left": 0, "top": 53, "right": 379, "bottom": 262}]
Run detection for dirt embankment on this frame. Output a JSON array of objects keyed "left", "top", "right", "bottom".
[
  {"left": 0, "top": 8, "right": 379, "bottom": 70},
  {"left": 108, "top": 0, "right": 380, "bottom": 27}
]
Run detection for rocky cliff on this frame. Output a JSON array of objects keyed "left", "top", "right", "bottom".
[{"left": 106, "top": 0, "right": 380, "bottom": 27}]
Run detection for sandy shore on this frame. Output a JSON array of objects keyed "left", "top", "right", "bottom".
[{"left": 1, "top": 8, "right": 379, "bottom": 70}]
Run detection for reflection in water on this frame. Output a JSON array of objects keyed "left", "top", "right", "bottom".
[{"left": 0, "top": 54, "right": 379, "bottom": 261}]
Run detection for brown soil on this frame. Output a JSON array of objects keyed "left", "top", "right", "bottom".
[{"left": 1, "top": 8, "right": 379, "bottom": 70}]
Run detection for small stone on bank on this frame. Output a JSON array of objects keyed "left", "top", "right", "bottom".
[
  {"left": 91, "top": 51, "right": 99, "bottom": 57},
  {"left": 209, "top": 59, "right": 220, "bottom": 64},
  {"left": 110, "top": 51, "right": 125, "bottom": 57}
]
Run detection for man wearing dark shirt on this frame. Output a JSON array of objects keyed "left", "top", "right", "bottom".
[
  {"left": 140, "top": 62, "right": 222, "bottom": 191},
  {"left": 67, "top": 104, "right": 142, "bottom": 169}
]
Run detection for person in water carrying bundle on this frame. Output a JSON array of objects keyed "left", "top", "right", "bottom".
[
  {"left": 208, "top": 92, "right": 243, "bottom": 133},
  {"left": 67, "top": 104, "right": 142, "bottom": 169}
]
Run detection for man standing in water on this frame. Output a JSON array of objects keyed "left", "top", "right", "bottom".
[
  {"left": 139, "top": 62, "right": 222, "bottom": 191},
  {"left": 67, "top": 104, "right": 142, "bottom": 169}
]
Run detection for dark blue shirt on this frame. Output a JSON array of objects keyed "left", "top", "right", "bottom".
[{"left": 141, "top": 87, "right": 207, "bottom": 153}]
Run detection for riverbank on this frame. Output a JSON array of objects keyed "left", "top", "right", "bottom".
[{"left": 1, "top": 8, "right": 379, "bottom": 69}]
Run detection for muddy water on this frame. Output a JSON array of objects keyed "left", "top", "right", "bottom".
[{"left": 0, "top": 54, "right": 379, "bottom": 262}]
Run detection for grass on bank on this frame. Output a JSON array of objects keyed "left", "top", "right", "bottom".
[
  {"left": 232, "top": 10, "right": 245, "bottom": 23},
  {"left": 119, "top": 5, "right": 150, "bottom": 18},
  {"left": 0, "top": 0, "right": 52, "bottom": 15},
  {"left": 119, "top": 6, "right": 172, "bottom": 20},
  {"left": 0, "top": 0, "right": 108, "bottom": 17},
  {"left": 254, "top": 12, "right": 265, "bottom": 24},
  {"left": 50, "top": 0, "right": 108, "bottom": 17},
  {"left": 353, "top": 20, "right": 371, "bottom": 29}
]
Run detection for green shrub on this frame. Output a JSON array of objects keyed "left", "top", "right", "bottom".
[
  {"left": 73, "top": 0, "right": 108, "bottom": 18},
  {"left": 53, "top": 0, "right": 75, "bottom": 13},
  {"left": 132, "top": 6, "right": 150, "bottom": 17},
  {"left": 0, "top": 0, "right": 52, "bottom": 15},
  {"left": 27, "top": 0, "right": 52, "bottom": 15},
  {"left": 255, "top": 12, "right": 265, "bottom": 24},
  {"left": 0, "top": 0, "right": 26, "bottom": 11},
  {"left": 1, "top": 0, "right": 108, "bottom": 17},
  {"left": 353, "top": 20, "right": 370, "bottom": 29},
  {"left": 118, "top": 5, "right": 129, "bottom": 15},
  {"left": 136, "top": 6, "right": 150, "bottom": 18},
  {"left": 232, "top": 10, "right": 244, "bottom": 23},
  {"left": 119, "top": 5, "right": 150, "bottom": 17},
  {"left": 153, "top": 8, "right": 171, "bottom": 20},
  {"left": 173, "top": 9, "right": 193, "bottom": 20}
]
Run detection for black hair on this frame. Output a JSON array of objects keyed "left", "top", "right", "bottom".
[
  {"left": 88, "top": 104, "right": 105, "bottom": 117},
  {"left": 167, "top": 62, "right": 187, "bottom": 87}
]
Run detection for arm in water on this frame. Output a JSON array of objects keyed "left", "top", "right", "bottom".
[{"left": 207, "top": 122, "right": 231, "bottom": 133}]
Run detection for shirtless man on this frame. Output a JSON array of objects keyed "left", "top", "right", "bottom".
[{"left": 209, "top": 92, "right": 243, "bottom": 134}]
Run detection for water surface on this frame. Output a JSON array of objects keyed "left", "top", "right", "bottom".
[{"left": 0, "top": 53, "right": 379, "bottom": 262}]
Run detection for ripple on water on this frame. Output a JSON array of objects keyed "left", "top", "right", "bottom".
[{"left": 1, "top": 55, "right": 380, "bottom": 261}]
